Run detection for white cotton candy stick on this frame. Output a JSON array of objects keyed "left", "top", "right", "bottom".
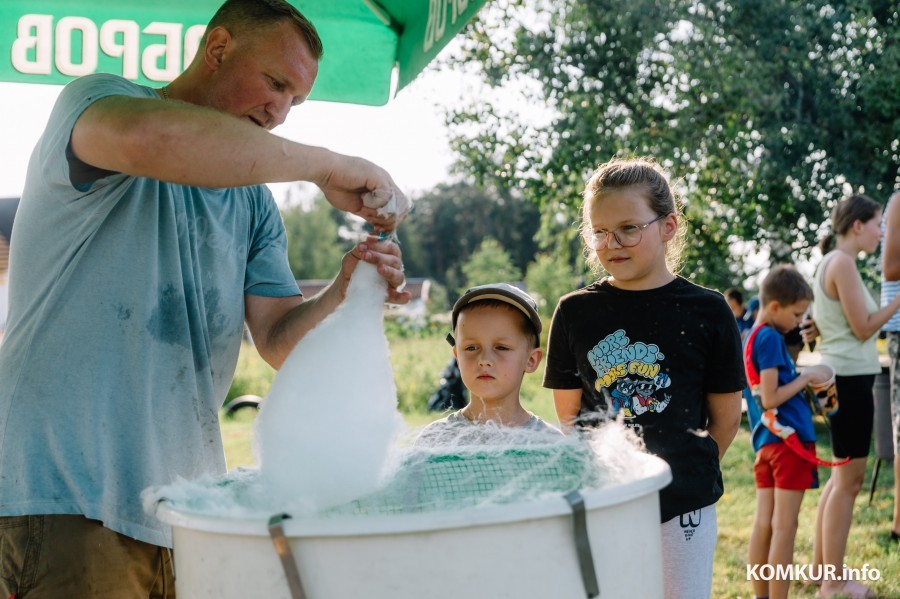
[{"left": 254, "top": 262, "right": 404, "bottom": 513}]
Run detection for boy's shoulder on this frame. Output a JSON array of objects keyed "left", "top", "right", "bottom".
[
  {"left": 748, "top": 325, "right": 794, "bottom": 375},
  {"left": 753, "top": 323, "right": 781, "bottom": 340},
  {"left": 414, "top": 411, "right": 562, "bottom": 448},
  {"left": 522, "top": 414, "right": 562, "bottom": 435},
  {"left": 752, "top": 324, "right": 788, "bottom": 350}
]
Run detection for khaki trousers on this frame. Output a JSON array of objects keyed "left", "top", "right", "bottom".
[{"left": 0, "top": 514, "right": 175, "bottom": 598}]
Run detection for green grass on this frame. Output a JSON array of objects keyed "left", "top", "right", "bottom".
[
  {"left": 713, "top": 417, "right": 899, "bottom": 598},
  {"left": 220, "top": 334, "right": 899, "bottom": 596},
  {"left": 220, "top": 408, "right": 259, "bottom": 469}
]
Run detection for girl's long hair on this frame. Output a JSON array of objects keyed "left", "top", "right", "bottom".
[{"left": 818, "top": 194, "right": 880, "bottom": 253}]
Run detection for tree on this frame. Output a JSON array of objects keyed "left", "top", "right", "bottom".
[
  {"left": 281, "top": 197, "right": 349, "bottom": 280},
  {"left": 525, "top": 252, "right": 581, "bottom": 316},
  {"left": 448, "top": 0, "right": 899, "bottom": 290},
  {"left": 460, "top": 237, "right": 522, "bottom": 292},
  {"left": 402, "top": 182, "right": 540, "bottom": 291}
]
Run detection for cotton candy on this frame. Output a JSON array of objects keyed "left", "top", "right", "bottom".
[{"left": 254, "top": 261, "right": 403, "bottom": 513}]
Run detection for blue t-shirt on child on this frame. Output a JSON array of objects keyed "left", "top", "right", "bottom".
[{"left": 745, "top": 325, "right": 816, "bottom": 452}]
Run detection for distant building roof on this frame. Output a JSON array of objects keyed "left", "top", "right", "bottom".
[{"left": 298, "top": 277, "right": 430, "bottom": 302}]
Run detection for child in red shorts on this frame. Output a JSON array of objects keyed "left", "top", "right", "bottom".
[{"left": 745, "top": 266, "right": 834, "bottom": 599}]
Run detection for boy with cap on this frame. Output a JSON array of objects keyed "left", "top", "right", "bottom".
[{"left": 417, "top": 283, "right": 559, "bottom": 445}]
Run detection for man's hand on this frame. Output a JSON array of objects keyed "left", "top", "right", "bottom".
[
  {"left": 339, "top": 236, "right": 411, "bottom": 305},
  {"left": 246, "top": 236, "right": 410, "bottom": 369},
  {"left": 317, "top": 153, "right": 409, "bottom": 232}
]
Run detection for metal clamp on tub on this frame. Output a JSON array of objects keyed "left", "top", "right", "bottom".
[
  {"left": 565, "top": 490, "right": 600, "bottom": 598},
  {"left": 267, "top": 513, "right": 307, "bottom": 599}
]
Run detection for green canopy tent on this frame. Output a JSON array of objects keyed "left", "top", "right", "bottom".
[{"left": 0, "top": 0, "right": 487, "bottom": 105}]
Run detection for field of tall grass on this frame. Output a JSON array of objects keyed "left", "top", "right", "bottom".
[{"left": 220, "top": 332, "right": 899, "bottom": 597}]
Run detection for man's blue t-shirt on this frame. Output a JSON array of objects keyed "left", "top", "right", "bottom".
[
  {"left": 745, "top": 325, "right": 816, "bottom": 452},
  {"left": 0, "top": 74, "right": 300, "bottom": 546}
]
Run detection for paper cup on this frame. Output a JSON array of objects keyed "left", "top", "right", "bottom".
[{"left": 809, "top": 365, "right": 838, "bottom": 417}]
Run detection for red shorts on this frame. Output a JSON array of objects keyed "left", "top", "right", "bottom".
[{"left": 754, "top": 441, "right": 819, "bottom": 490}]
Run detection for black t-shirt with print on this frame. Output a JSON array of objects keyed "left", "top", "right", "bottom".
[{"left": 543, "top": 277, "right": 746, "bottom": 522}]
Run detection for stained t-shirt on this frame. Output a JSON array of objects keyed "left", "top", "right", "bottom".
[
  {"left": 543, "top": 277, "right": 745, "bottom": 522},
  {"left": 0, "top": 74, "right": 300, "bottom": 546}
]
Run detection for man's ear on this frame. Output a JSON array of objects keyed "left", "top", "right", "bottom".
[
  {"left": 524, "top": 347, "right": 543, "bottom": 373},
  {"left": 204, "top": 26, "right": 231, "bottom": 70}
]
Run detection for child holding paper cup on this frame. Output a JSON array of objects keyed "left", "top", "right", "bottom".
[
  {"left": 744, "top": 265, "right": 836, "bottom": 599},
  {"left": 808, "top": 364, "right": 839, "bottom": 417}
]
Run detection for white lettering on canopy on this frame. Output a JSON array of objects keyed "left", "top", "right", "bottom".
[
  {"left": 56, "top": 17, "right": 99, "bottom": 77},
  {"left": 11, "top": 14, "right": 52, "bottom": 75},
  {"left": 424, "top": 0, "right": 470, "bottom": 53},
  {"left": 10, "top": 14, "right": 206, "bottom": 82},
  {"left": 142, "top": 22, "right": 182, "bottom": 81},
  {"left": 100, "top": 20, "right": 140, "bottom": 80}
]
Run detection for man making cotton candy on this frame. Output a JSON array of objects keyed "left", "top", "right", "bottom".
[{"left": 0, "top": 1, "right": 409, "bottom": 596}]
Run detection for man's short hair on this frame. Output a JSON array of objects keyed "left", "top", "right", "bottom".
[
  {"left": 724, "top": 287, "right": 744, "bottom": 305},
  {"left": 759, "top": 265, "right": 813, "bottom": 307},
  {"left": 207, "top": 0, "right": 324, "bottom": 58}
]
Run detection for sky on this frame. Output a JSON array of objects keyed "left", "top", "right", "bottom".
[{"left": 0, "top": 60, "right": 474, "bottom": 204}]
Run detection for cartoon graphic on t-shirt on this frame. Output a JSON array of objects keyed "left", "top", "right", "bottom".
[
  {"left": 609, "top": 377, "right": 636, "bottom": 414},
  {"left": 587, "top": 329, "right": 671, "bottom": 422}
]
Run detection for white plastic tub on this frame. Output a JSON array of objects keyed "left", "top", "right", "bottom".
[{"left": 157, "top": 455, "right": 671, "bottom": 599}]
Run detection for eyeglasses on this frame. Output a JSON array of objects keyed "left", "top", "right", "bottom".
[{"left": 588, "top": 213, "right": 670, "bottom": 250}]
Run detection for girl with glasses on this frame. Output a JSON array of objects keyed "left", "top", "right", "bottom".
[{"left": 543, "top": 157, "right": 745, "bottom": 598}]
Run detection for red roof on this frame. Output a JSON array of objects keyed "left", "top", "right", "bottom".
[{"left": 298, "top": 277, "right": 430, "bottom": 301}]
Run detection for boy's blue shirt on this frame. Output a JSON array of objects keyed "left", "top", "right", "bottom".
[{"left": 745, "top": 325, "right": 816, "bottom": 452}]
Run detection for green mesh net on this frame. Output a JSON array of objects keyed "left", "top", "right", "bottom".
[
  {"left": 325, "top": 442, "right": 604, "bottom": 517},
  {"left": 148, "top": 436, "right": 616, "bottom": 520}
]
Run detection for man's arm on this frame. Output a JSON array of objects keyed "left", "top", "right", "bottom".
[
  {"left": 705, "top": 391, "right": 741, "bottom": 460},
  {"left": 884, "top": 192, "right": 900, "bottom": 282},
  {"left": 245, "top": 238, "right": 409, "bottom": 369},
  {"left": 71, "top": 95, "right": 404, "bottom": 229}
]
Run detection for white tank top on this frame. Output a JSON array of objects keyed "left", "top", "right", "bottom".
[{"left": 812, "top": 251, "right": 881, "bottom": 375}]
